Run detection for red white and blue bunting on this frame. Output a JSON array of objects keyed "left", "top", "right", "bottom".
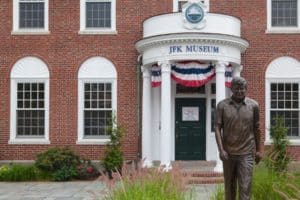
[
  {"left": 151, "top": 64, "right": 161, "bottom": 87},
  {"left": 151, "top": 61, "right": 232, "bottom": 88},
  {"left": 225, "top": 64, "right": 232, "bottom": 88},
  {"left": 171, "top": 61, "right": 215, "bottom": 87}
]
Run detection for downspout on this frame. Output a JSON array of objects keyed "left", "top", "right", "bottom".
[{"left": 136, "top": 54, "right": 143, "bottom": 160}]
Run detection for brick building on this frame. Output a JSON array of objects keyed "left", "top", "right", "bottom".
[{"left": 0, "top": 0, "right": 300, "bottom": 170}]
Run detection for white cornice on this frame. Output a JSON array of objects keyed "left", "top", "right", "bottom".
[{"left": 136, "top": 33, "right": 249, "bottom": 53}]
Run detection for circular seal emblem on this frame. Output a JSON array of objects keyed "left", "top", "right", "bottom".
[{"left": 185, "top": 3, "right": 204, "bottom": 24}]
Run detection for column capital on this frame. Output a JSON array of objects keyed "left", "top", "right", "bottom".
[
  {"left": 158, "top": 61, "right": 171, "bottom": 73},
  {"left": 215, "top": 61, "right": 228, "bottom": 73},
  {"left": 232, "top": 65, "right": 243, "bottom": 77},
  {"left": 236, "top": 64, "right": 243, "bottom": 72},
  {"left": 216, "top": 61, "right": 229, "bottom": 67},
  {"left": 141, "top": 66, "right": 151, "bottom": 78}
]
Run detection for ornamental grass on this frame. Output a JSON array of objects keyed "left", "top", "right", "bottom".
[{"left": 100, "top": 161, "right": 194, "bottom": 200}]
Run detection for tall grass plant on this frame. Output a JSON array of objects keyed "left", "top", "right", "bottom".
[{"left": 101, "top": 162, "right": 194, "bottom": 200}]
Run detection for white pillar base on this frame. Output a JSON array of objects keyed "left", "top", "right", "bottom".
[
  {"left": 142, "top": 159, "right": 153, "bottom": 168},
  {"left": 214, "top": 160, "right": 223, "bottom": 172},
  {"left": 160, "top": 162, "right": 172, "bottom": 172}
]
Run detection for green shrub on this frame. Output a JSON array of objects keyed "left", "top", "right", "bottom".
[
  {"left": 35, "top": 147, "right": 81, "bottom": 181},
  {"left": 76, "top": 159, "right": 100, "bottom": 180},
  {"left": 264, "top": 116, "right": 291, "bottom": 174},
  {"left": 102, "top": 116, "right": 125, "bottom": 174},
  {"left": 0, "top": 164, "right": 44, "bottom": 181},
  {"left": 53, "top": 166, "right": 77, "bottom": 181}
]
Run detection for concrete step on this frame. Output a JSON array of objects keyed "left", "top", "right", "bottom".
[
  {"left": 187, "top": 176, "right": 224, "bottom": 184},
  {"left": 182, "top": 171, "right": 223, "bottom": 177},
  {"left": 173, "top": 161, "right": 224, "bottom": 184}
]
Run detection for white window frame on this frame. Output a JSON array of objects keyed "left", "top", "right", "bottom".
[
  {"left": 173, "top": 0, "right": 209, "bottom": 12},
  {"left": 77, "top": 57, "right": 117, "bottom": 145},
  {"left": 79, "top": 0, "right": 117, "bottom": 35},
  {"left": 266, "top": 0, "right": 300, "bottom": 33},
  {"left": 265, "top": 57, "right": 300, "bottom": 146},
  {"left": 12, "top": 0, "right": 49, "bottom": 35},
  {"left": 10, "top": 57, "right": 50, "bottom": 144}
]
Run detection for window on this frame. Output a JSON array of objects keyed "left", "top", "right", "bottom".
[
  {"left": 84, "top": 83, "right": 112, "bottom": 137},
  {"left": 16, "top": 83, "right": 45, "bottom": 137},
  {"left": 173, "top": 0, "right": 209, "bottom": 12},
  {"left": 267, "top": 0, "right": 300, "bottom": 33},
  {"left": 79, "top": 0, "right": 117, "bottom": 34},
  {"left": 266, "top": 56, "right": 300, "bottom": 145},
  {"left": 270, "top": 83, "right": 299, "bottom": 137},
  {"left": 10, "top": 57, "right": 50, "bottom": 144},
  {"left": 78, "top": 57, "right": 117, "bottom": 144},
  {"left": 12, "top": 0, "right": 49, "bottom": 34},
  {"left": 176, "top": 84, "right": 206, "bottom": 94}
]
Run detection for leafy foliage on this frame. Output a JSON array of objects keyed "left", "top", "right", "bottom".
[
  {"left": 102, "top": 115, "right": 125, "bottom": 173},
  {"left": 35, "top": 147, "right": 81, "bottom": 181},
  {"left": 53, "top": 165, "right": 77, "bottom": 181},
  {"left": 264, "top": 116, "right": 291, "bottom": 173},
  {"left": 76, "top": 159, "right": 100, "bottom": 180},
  {"left": 0, "top": 164, "right": 50, "bottom": 181}
]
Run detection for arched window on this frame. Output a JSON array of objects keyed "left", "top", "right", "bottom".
[
  {"left": 265, "top": 56, "right": 300, "bottom": 145},
  {"left": 77, "top": 56, "right": 117, "bottom": 144},
  {"left": 10, "top": 56, "right": 50, "bottom": 144}
]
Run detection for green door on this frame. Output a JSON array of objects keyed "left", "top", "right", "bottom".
[{"left": 175, "top": 98, "right": 206, "bottom": 160}]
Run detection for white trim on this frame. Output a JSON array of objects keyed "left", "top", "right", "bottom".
[
  {"left": 12, "top": 0, "right": 49, "bottom": 34},
  {"left": 79, "top": 0, "right": 117, "bottom": 35},
  {"left": 77, "top": 57, "right": 117, "bottom": 145},
  {"left": 266, "top": 0, "right": 300, "bottom": 33},
  {"left": 173, "top": 0, "right": 209, "bottom": 12},
  {"left": 265, "top": 57, "right": 300, "bottom": 145},
  {"left": 10, "top": 57, "right": 50, "bottom": 145}
]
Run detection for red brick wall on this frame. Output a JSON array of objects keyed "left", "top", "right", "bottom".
[{"left": 1, "top": 0, "right": 300, "bottom": 161}]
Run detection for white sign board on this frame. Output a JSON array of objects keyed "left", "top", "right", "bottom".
[{"left": 182, "top": 107, "right": 199, "bottom": 121}]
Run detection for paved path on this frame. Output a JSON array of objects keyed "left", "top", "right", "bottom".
[{"left": 0, "top": 181, "right": 220, "bottom": 200}]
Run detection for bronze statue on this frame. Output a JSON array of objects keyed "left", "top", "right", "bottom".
[{"left": 215, "top": 77, "right": 262, "bottom": 200}]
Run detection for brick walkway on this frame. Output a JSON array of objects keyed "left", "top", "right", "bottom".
[{"left": 0, "top": 180, "right": 220, "bottom": 200}]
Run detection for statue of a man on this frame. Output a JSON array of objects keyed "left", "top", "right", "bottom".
[{"left": 215, "top": 77, "right": 262, "bottom": 200}]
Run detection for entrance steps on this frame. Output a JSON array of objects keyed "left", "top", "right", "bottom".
[{"left": 172, "top": 161, "right": 224, "bottom": 184}]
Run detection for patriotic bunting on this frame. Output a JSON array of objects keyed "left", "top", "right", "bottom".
[
  {"left": 171, "top": 61, "right": 215, "bottom": 87},
  {"left": 150, "top": 61, "right": 233, "bottom": 88},
  {"left": 225, "top": 64, "right": 232, "bottom": 88},
  {"left": 151, "top": 64, "right": 161, "bottom": 87}
]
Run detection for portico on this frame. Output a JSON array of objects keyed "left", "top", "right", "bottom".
[{"left": 136, "top": 2, "right": 248, "bottom": 171}]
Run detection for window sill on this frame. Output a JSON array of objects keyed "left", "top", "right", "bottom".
[
  {"left": 11, "top": 30, "right": 50, "bottom": 35},
  {"left": 265, "top": 139, "right": 300, "bottom": 146},
  {"left": 76, "top": 139, "right": 110, "bottom": 145},
  {"left": 78, "top": 29, "right": 118, "bottom": 35},
  {"left": 8, "top": 138, "right": 50, "bottom": 145},
  {"left": 265, "top": 28, "right": 300, "bottom": 34}
]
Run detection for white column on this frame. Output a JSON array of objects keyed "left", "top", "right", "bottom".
[
  {"left": 214, "top": 61, "right": 228, "bottom": 172},
  {"left": 152, "top": 87, "right": 161, "bottom": 161},
  {"left": 159, "top": 61, "right": 172, "bottom": 170},
  {"left": 141, "top": 66, "right": 152, "bottom": 167},
  {"left": 233, "top": 65, "right": 243, "bottom": 77}
]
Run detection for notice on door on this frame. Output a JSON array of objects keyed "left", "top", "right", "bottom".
[{"left": 182, "top": 107, "right": 199, "bottom": 121}]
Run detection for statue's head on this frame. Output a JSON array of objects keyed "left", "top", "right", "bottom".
[{"left": 231, "top": 77, "right": 247, "bottom": 101}]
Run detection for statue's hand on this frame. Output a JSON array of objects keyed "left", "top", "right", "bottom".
[
  {"left": 255, "top": 152, "right": 262, "bottom": 164},
  {"left": 219, "top": 150, "right": 229, "bottom": 161}
]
